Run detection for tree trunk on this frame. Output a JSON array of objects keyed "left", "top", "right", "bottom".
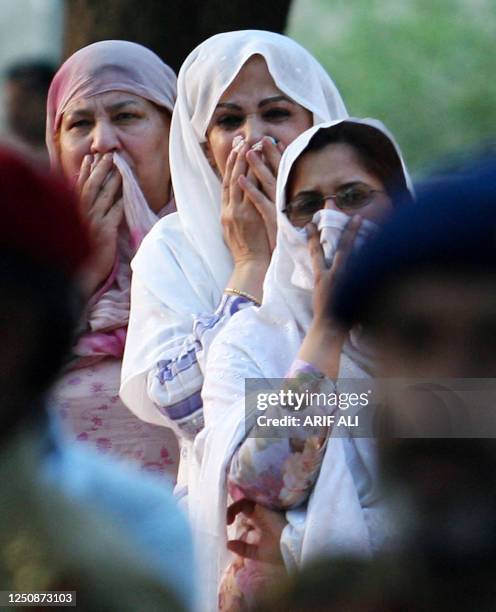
[{"left": 63, "top": 0, "right": 293, "bottom": 73}]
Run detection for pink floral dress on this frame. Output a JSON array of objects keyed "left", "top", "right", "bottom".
[
  {"left": 51, "top": 358, "right": 178, "bottom": 479},
  {"left": 218, "top": 360, "right": 334, "bottom": 610},
  {"left": 49, "top": 216, "right": 179, "bottom": 481}
]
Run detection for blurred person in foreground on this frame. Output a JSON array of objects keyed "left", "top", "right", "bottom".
[
  {"left": 2, "top": 59, "right": 55, "bottom": 167},
  {"left": 0, "top": 148, "right": 193, "bottom": 610},
  {"left": 256, "top": 556, "right": 423, "bottom": 612},
  {"left": 327, "top": 157, "right": 496, "bottom": 611}
]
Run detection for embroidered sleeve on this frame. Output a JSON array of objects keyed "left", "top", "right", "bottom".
[
  {"left": 148, "top": 294, "right": 256, "bottom": 440},
  {"left": 228, "top": 359, "right": 337, "bottom": 509}
]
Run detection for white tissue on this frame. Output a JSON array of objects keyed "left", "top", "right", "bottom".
[{"left": 289, "top": 210, "right": 378, "bottom": 291}]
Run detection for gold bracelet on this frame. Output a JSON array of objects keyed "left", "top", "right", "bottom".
[{"left": 224, "top": 287, "right": 262, "bottom": 307}]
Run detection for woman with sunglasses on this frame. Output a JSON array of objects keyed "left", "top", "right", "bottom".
[{"left": 191, "top": 118, "right": 414, "bottom": 611}]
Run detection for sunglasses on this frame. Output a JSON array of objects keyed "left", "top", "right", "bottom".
[{"left": 284, "top": 182, "right": 385, "bottom": 224}]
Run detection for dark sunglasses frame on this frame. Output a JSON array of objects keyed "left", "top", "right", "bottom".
[{"left": 283, "top": 183, "right": 385, "bottom": 223}]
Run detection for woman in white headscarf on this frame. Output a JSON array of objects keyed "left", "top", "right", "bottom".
[
  {"left": 47, "top": 40, "right": 179, "bottom": 477},
  {"left": 193, "top": 118, "right": 414, "bottom": 610},
  {"left": 120, "top": 31, "right": 348, "bottom": 484}
]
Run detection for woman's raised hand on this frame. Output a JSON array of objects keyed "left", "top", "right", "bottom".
[
  {"left": 308, "top": 215, "right": 362, "bottom": 327},
  {"left": 221, "top": 138, "right": 285, "bottom": 302},
  {"left": 221, "top": 141, "right": 272, "bottom": 267},
  {"left": 298, "top": 216, "right": 362, "bottom": 379},
  {"left": 238, "top": 137, "right": 284, "bottom": 252},
  {"left": 226, "top": 498, "right": 287, "bottom": 566},
  {"left": 76, "top": 152, "right": 124, "bottom": 297}
]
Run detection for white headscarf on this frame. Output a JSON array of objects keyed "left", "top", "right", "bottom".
[
  {"left": 46, "top": 40, "right": 176, "bottom": 364},
  {"left": 120, "top": 30, "right": 348, "bottom": 421},
  {"left": 190, "top": 119, "right": 413, "bottom": 609},
  {"left": 239, "top": 117, "right": 413, "bottom": 363}
]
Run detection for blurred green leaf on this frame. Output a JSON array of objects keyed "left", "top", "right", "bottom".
[{"left": 288, "top": 0, "right": 496, "bottom": 176}]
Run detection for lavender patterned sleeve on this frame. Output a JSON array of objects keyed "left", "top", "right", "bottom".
[
  {"left": 147, "top": 294, "right": 255, "bottom": 440},
  {"left": 228, "top": 359, "right": 337, "bottom": 509}
]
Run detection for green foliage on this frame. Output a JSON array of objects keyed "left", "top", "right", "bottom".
[{"left": 288, "top": 0, "right": 496, "bottom": 175}]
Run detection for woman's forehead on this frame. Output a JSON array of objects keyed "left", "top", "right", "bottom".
[
  {"left": 64, "top": 91, "right": 146, "bottom": 115},
  {"left": 218, "top": 55, "right": 283, "bottom": 104},
  {"left": 289, "top": 143, "right": 368, "bottom": 186}
]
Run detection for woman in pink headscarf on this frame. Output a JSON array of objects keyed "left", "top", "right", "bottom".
[{"left": 46, "top": 40, "right": 179, "bottom": 478}]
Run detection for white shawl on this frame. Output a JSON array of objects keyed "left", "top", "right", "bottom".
[
  {"left": 191, "top": 119, "right": 412, "bottom": 610},
  {"left": 120, "top": 30, "right": 348, "bottom": 425}
]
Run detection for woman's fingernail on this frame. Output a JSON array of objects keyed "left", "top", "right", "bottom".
[
  {"left": 232, "top": 135, "right": 245, "bottom": 151},
  {"left": 89, "top": 155, "right": 99, "bottom": 172},
  {"left": 251, "top": 140, "right": 264, "bottom": 152}
]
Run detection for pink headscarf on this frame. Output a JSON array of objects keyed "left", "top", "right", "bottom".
[{"left": 46, "top": 40, "right": 177, "bottom": 365}]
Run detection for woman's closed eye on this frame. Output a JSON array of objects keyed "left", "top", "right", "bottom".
[
  {"left": 68, "top": 119, "right": 92, "bottom": 130},
  {"left": 114, "top": 112, "right": 141, "bottom": 122},
  {"left": 262, "top": 107, "right": 291, "bottom": 122},
  {"left": 214, "top": 106, "right": 292, "bottom": 131},
  {"left": 215, "top": 113, "right": 245, "bottom": 130}
]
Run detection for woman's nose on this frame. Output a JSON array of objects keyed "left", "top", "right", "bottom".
[
  {"left": 241, "top": 115, "right": 265, "bottom": 147},
  {"left": 90, "top": 120, "right": 120, "bottom": 155},
  {"left": 323, "top": 196, "right": 341, "bottom": 213}
]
